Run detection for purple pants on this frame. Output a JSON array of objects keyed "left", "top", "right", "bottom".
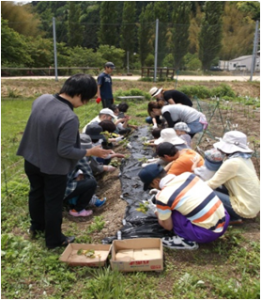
[{"left": 172, "top": 210, "right": 230, "bottom": 243}]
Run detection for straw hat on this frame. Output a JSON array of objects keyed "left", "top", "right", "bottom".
[{"left": 149, "top": 87, "right": 162, "bottom": 98}]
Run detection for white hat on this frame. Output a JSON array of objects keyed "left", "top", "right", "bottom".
[
  {"left": 154, "top": 128, "right": 185, "bottom": 146},
  {"left": 214, "top": 131, "right": 253, "bottom": 154},
  {"left": 99, "top": 108, "right": 116, "bottom": 119},
  {"left": 174, "top": 122, "right": 191, "bottom": 133},
  {"left": 149, "top": 87, "right": 162, "bottom": 98},
  {"left": 159, "top": 174, "right": 176, "bottom": 189}
]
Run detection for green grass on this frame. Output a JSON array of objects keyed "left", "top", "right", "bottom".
[{"left": 1, "top": 82, "right": 260, "bottom": 299}]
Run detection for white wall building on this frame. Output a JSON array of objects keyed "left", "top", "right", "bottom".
[{"left": 220, "top": 55, "right": 260, "bottom": 71}]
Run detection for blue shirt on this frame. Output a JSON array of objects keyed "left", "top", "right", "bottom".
[{"left": 97, "top": 72, "right": 113, "bottom": 99}]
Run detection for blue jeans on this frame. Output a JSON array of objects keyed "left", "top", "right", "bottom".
[
  {"left": 145, "top": 116, "right": 162, "bottom": 125},
  {"left": 214, "top": 191, "right": 242, "bottom": 221},
  {"left": 187, "top": 118, "right": 204, "bottom": 134}
]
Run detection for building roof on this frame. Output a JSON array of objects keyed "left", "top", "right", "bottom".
[{"left": 229, "top": 55, "right": 253, "bottom": 62}]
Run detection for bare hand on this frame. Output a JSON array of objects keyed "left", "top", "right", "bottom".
[
  {"left": 86, "top": 145, "right": 114, "bottom": 159},
  {"left": 111, "top": 153, "right": 125, "bottom": 159}
]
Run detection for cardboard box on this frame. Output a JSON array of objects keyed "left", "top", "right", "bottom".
[
  {"left": 59, "top": 243, "right": 111, "bottom": 267},
  {"left": 110, "top": 238, "right": 163, "bottom": 272}
]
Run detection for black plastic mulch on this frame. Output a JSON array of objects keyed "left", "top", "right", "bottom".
[{"left": 102, "top": 126, "right": 172, "bottom": 244}]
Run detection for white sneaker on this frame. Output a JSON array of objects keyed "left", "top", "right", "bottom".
[{"left": 162, "top": 236, "right": 199, "bottom": 250}]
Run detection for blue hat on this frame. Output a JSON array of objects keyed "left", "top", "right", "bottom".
[{"left": 138, "top": 164, "right": 164, "bottom": 191}]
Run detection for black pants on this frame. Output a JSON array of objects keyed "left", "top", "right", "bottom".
[
  {"left": 64, "top": 178, "right": 97, "bottom": 211},
  {"left": 102, "top": 98, "right": 113, "bottom": 109},
  {"left": 24, "top": 160, "right": 67, "bottom": 248}
]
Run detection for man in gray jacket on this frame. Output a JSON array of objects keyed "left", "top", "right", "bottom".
[{"left": 17, "top": 74, "right": 113, "bottom": 249}]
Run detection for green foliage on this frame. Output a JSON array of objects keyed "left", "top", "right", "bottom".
[
  {"left": 86, "top": 216, "right": 105, "bottom": 234},
  {"left": 1, "top": 181, "right": 29, "bottom": 198},
  {"left": 171, "top": 2, "right": 192, "bottom": 69},
  {"left": 179, "top": 85, "right": 211, "bottom": 98},
  {"left": 1, "top": 18, "right": 32, "bottom": 66},
  {"left": 212, "top": 84, "right": 236, "bottom": 97},
  {"left": 98, "top": 2, "right": 118, "bottom": 47},
  {"left": 199, "top": 2, "right": 225, "bottom": 69},
  {"left": 154, "top": 2, "right": 170, "bottom": 66},
  {"left": 97, "top": 45, "right": 125, "bottom": 68},
  {"left": 183, "top": 53, "right": 201, "bottom": 70},
  {"left": 138, "top": 3, "right": 155, "bottom": 66},
  {"left": 26, "top": 36, "right": 53, "bottom": 67},
  {"left": 162, "top": 53, "right": 174, "bottom": 68},
  {"left": 68, "top": 46, "right": 103, "bottom": 67},
  {"left": 120, "top": 2, "right": 137, "bottom": 67},
  {"left": 67, "top": 2, "right": 84, "bottom": 47},
  {"left": 144, "top": 53, "right": 155, "bottom": 67},
  {"left": 179, "top": 84, "right": 236, "bottom": 99}
]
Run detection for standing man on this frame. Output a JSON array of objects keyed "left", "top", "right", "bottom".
[
  {"left": 97, "top": 62, "right": 115, "bottom": 109},
  {"left": 17, "top": 74, "right": 113, "bottom": 249}
]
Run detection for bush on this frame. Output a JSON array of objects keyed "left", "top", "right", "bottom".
[
  {"left": 114, "top": 88, "right": 151, "bottom": 100},
  {"left": 212, "top": 84, "right": 236, "bottom": 98},
  {"left": 179, "top": 85, "right": 211, "bottom": 98}
]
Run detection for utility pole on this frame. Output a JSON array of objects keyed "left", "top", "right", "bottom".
[
  {"left": 154, "top": 19, "right": 159, "bottom": 82},
  {"left": 53, "top": 17, "right": 58, "bottom": 81},
  {"left": 250, "top": 20, "right": 259, "bottom": 81},
  {"left": 127, "top": 51, "right": 129, "bottom": 74}
]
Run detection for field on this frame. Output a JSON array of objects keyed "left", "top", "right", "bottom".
[{"left": 1, "top": 79, "right": 260, "bottom": 299}]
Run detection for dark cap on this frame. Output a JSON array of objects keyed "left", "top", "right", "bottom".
[
  {"left": 138, "top": 164, "right": 164, "bottom": 191},
  {"left": 80, "top": 133, "right": 92, "bottom": 150},
  {"left": 156, "top": 142, "right": 177, "bottom": 157},
  {"left": 105, "top": 62, "right": 115, "bottom": 69},
  {"left": 86, "top": 123, "right": 104, "bottom": 140}
]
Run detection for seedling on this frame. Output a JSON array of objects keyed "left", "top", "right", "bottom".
[
  {"left": 136, "top": 202, "right": 149, "bottom": 214},
  {"left": 77, "top": 249, "right": 100, "bottom": 259}
]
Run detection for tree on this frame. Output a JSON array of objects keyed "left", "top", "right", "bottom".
[
  {"left": 138, "top": 3, "right": 155, "bottom": 66},
  {"left": 199, "top": 2, "right": 224, "bottom": 70},
  {"left": 67, "top": 2, "right": 84, "bottom": 47},
  {"left": 97, "top": 45, "right": 125, "bottom": 68},
  {"left": 188, "top": 3, "right": 203, "bottom": 54},
  {"left": 98, "top": 2, "right": 118, "bottom": 47},
  {"left": 26, "top": 36, "right": 53, "bottom": 67},
  {"left": 1, "top": 1, "right": 41, "bottom": 37},
  {"left": 220, "top": 2, "right": 255, "bottom": 60},
  {"left": 154, "top": 1, "right": 170, "bottom": 66},
  {"left": 120, "top": 2, "right": 137, "bottom": 69},
  {"left": 80, "top": 3, "right": 100, "bottom": 49},
  {"left": 237, "top": 1, "right": 260, "bottom": 21},
  {"left": 1, "top": 17, "right": 32, "bottom": 66},
  {"left": 171, "top": 2, "right": 191, "bottom": 69}
]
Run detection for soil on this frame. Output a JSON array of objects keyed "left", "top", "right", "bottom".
[{"left": 62, "top": 99, "right": 260, "bottom": 243}]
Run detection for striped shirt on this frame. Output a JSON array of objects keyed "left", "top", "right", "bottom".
[{"left": 156, "top": 172, "right": 226, "bottom": 233}]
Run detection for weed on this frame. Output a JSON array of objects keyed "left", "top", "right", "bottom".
[{"left": 86, "top": 216, "right": 105, "bottom": 234}]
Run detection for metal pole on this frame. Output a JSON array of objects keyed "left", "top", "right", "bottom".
[
  {"left": 127, "top": 51, "right": 129, "bottom": 74},
  {"left": 154, "top": 19, "right": 159, "bottom": 82},
  {"left": 250, "top": 20, "right": 259, "bottom": 81},
  {"left": 52, "top": 17, "right": 58, "bottom": 81}
]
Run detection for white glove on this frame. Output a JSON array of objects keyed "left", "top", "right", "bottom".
[
  {"left": 115, "top": 136, "right": 124, "bottom": 142},
  {"left": 149, "top": 188, "right": 160, "bottom": 195},
  {"left": 106, "top": 165, "right": 116, "bottom": 172},
  {"left": 152, "top": 123, "right": 158, "bottom": 129}
]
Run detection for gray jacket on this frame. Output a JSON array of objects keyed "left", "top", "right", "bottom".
[{"left": 17, "top": 94, "right": 86, "bottom": 175}]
